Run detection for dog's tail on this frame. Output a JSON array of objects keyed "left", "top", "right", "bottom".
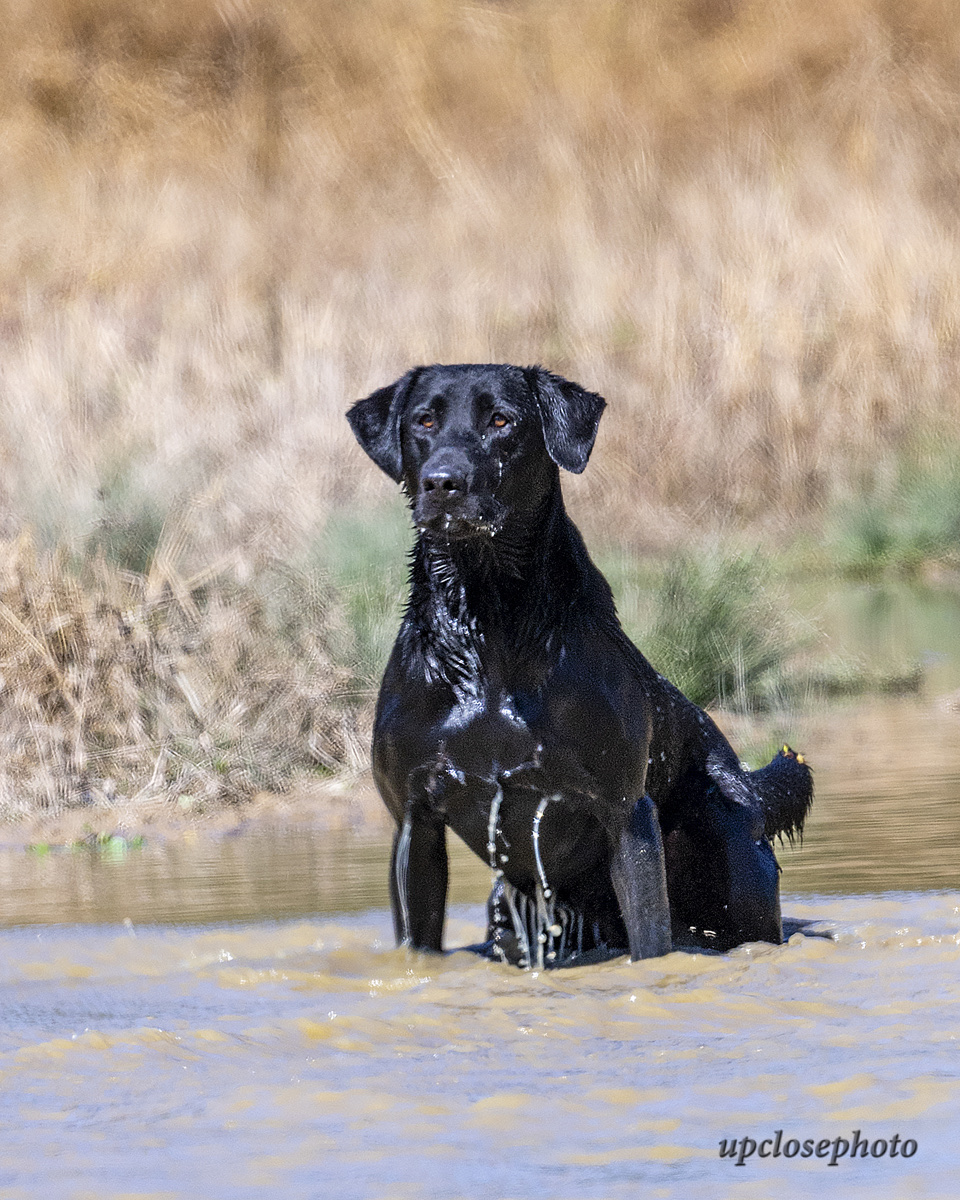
[
  {"left": 706, "top": 746, "right": 814, "bottom": 845},
  {"left": 749, "top": 746, "right": 814, "bottom": 844}
]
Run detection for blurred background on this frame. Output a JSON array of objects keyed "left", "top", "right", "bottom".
[{"left": 3, "top": 0, "right": 960, "bottom": 824}]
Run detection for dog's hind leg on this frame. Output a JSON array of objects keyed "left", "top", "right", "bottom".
[
  {"left": 664, "top": 793, "right": 781, "bottom": 951},
  {"left": 609, "top": 795, "right": 672, "bottom": 961}
]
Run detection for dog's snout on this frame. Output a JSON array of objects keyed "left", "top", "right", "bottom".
[
  {"left": 422, "top": 465, "right": 468, "bottom": 496},
  {"left": 415, "top": 449, "right": 487, "bottom": 535}
]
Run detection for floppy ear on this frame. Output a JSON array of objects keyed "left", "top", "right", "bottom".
[
  {"left": 523, "top": 367, "right": 606, "bottom": 473},
  {"left": 346, "top": 368, "right": 422, "bottom": 482}
]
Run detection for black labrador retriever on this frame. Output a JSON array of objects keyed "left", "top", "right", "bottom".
[{"left": 347, "top": 363, "right": 813, "bottom": 966}]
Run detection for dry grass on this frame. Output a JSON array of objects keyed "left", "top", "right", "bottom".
[
  {"left": 2, "top": 0, "right": 960, "bottom": 813},
  {"left": 0, "top": 529, "right": 362, "bottom": 819},
  {"left": 2, "top": 0, "right": 960, "bottom": 548}
]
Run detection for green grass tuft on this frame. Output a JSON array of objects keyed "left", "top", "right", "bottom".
[
  {"left": 606, "top": 546, "right": 923, "bottom": 713},
  {"left": 641, "top": 551, "right": 805, "bottom": 711},
  {"left": 826, "top": 448, "right": 960, "bottom": 578},
  {"left": 318, "top": 502, "right": 412, "bottom": 699},
  {"left": 85, "top": 457, "right": 168, "bottom": 574}
]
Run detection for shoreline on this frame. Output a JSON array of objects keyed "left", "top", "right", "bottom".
[
  {"left": 3, "top": 693, "right": 959, "bottom": 853},
  {"left": 0, "top": 773, "right": 393, "bottom": 851}
]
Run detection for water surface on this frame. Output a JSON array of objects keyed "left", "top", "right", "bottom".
[
  {"left": 1, "top": 896, "right": 957, "bottom": 1199},
  {"left": 2, "top": 696, "right": 959, "bottom": 1198}
]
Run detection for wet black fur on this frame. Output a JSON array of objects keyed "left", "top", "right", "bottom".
[{"left": 347, "top": 363, "right": 813, "bottom": 964}]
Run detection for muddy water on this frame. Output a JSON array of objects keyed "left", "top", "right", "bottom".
[
  {"left": 1, "top": 898, "right": 958, "bottom": 1199},
  {"left": 2, "top": 699, "right": 960, "bottom": 1198}
]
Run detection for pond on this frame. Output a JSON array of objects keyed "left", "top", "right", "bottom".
[{"left": 1, "top": 687, "right": 959, "bottom": 1196}]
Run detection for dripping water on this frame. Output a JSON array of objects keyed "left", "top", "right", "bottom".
[
  {"left": 487, "top": 790, "right": 587, "bottom": 968},
  {"left": 501, "top": 878, "right": 531, "bottom": 968},
  {"left": 486, "top": 785, "right": 506, "bottom": 960},
  {"left": 394, "top": 814, "right": 412, "bottom": 944}
]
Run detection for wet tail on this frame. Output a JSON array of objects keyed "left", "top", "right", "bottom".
[
  {"left": 749, "top": 746, "right": 814, "bottom": 844},
  {"left": 706, "top": 745, "right": 814, "bottom": 844}
]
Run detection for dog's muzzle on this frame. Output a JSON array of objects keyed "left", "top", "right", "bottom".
[{"left": 414, "top": 455, "right": 501, "bottom": 538}]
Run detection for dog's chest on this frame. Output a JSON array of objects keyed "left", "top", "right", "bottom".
[
  {"left": 436, "top": 689, "right": 541, "bottom": 782},
  {"left": 423, "top": 704, "right": 611, "bottom": 896}
]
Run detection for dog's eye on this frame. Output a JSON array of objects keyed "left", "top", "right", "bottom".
[
  {"left": 490, "top": 413, "right": 510, "bottom": 429},
  {"left": 417, "top": 414, "right": 435, "bottom": 429}
]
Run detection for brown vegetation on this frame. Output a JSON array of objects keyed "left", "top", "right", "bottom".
[
  {"left": 2, "top": 0, "right": 960, "bottom": 812},
  {"left": 3, "top": 0, "right": 960, "bottom": 545},
  {"left": 0, "top": 530, "right": 362, "bottom": 819}
]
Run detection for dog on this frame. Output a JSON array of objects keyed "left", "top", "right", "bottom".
[{"left": 347, "top": 364, "right": 813, "bottom": 966}]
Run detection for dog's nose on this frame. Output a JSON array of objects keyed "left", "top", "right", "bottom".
[{"left": 421, "top": 466, "right": 469, "bottom": 498}]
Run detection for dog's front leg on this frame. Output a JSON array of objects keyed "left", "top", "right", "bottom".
[
  {"left": 390, "top": 782, "right": 449, "bottom": 952},
  {"left": 609, "top": 796, "right": 672, "bottom": 960}
]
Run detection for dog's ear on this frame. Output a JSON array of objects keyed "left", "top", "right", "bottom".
[
  {"left": 346, "top": 368, "right": 422, "bottom": 482},
  {"left": 523, "top": 367, "right": 606, "bottom": 474}
]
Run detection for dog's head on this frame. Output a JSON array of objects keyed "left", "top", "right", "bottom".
[{"left": 347, "top": 364, "right": 606, "bottom": 540}]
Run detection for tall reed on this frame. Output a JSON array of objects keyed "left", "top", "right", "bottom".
[{"left": 2, "top": 0, "right": 960, "bottom": 553}]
